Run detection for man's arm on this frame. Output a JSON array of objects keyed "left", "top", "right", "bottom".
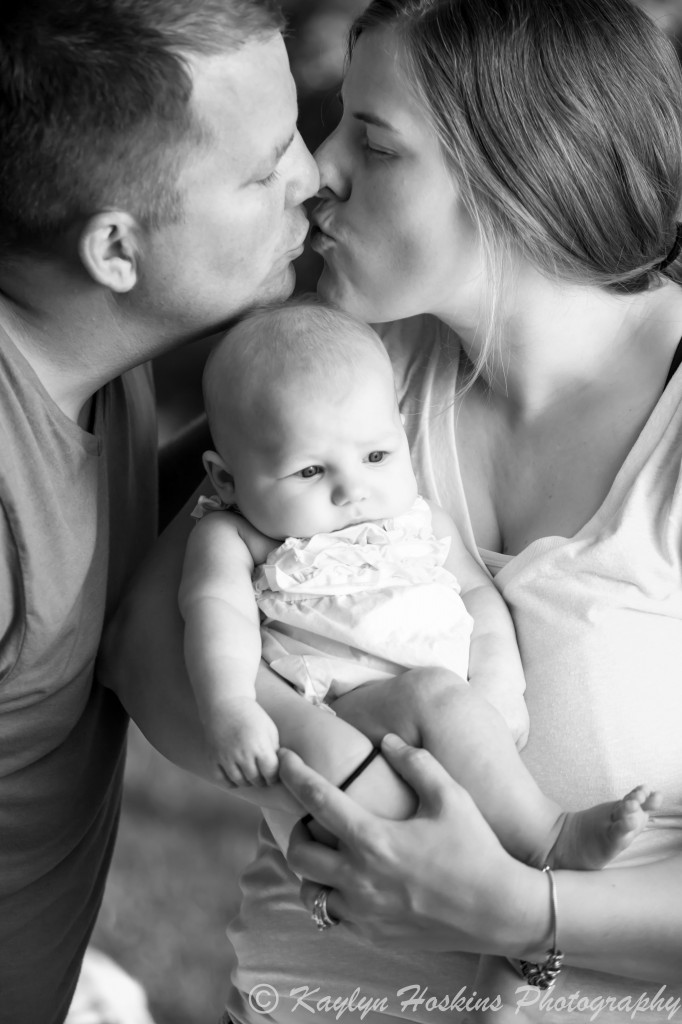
[
  {"left": 99, "top": 484, "right": 216, "bottom": 779},
  {"left": 157, "top": 414, "right": 212, "bottom": 531}
]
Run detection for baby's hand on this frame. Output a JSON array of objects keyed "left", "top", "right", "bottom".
[{"left": 207, "top": 697, "right": 280, "bottom": 787}]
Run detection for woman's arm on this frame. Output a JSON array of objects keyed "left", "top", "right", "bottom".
[{"left": 281, "top": 736, "right": 682, "bottom": 982}]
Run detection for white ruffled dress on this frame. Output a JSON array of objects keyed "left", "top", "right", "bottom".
[{"left": 253, "top": 497, "right": 473, "bottom": 704}]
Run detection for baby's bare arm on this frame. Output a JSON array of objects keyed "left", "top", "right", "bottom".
[
  {"left": 102, "top": 489, "right": 416, "bottom": 823},
  {"left": 179, "top": 511, "right": 281, "bottom": 784},
  {"left": 179, "top": 511, "right": 274, "bottom": 701}
]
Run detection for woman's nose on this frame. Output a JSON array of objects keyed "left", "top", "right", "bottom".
[{"left": 314, "top": 128, "right": 351, "bottom": 202}]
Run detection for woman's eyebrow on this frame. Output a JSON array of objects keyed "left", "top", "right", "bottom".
[{"left": 353, "top": 111, "right": 400, "bottom": 134}]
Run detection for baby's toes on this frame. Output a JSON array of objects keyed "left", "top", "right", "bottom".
[
  {"left": 642, "top": 789, "right": 663, "bottom": 813},
  {"left": 622, "top": 785, "right": 662, "bottom": 813},
  {"left": 622, "top": 784, "right": 649, "bottom": 807},
  {"left": 609, "top": 788, "right": 652, "bottom": 837}
]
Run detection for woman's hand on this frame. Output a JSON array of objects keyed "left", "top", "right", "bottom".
[{"left": 280, "top": 734, "right": 546, "bottom": 955}]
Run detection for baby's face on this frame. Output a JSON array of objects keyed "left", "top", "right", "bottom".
[{"left": 229, "top": 363, "right": 418, "bottom": 539}]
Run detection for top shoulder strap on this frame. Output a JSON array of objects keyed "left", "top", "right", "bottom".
[{"left": 664, "top": 337, "right": 682, "bottom": 390}]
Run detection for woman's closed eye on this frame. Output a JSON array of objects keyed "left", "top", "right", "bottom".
[
  {"left": 336, "top": 91, "right": 397, "bottom": 159},
  {"left": 360, "top": 131, "right": 395, "bottom": 159}
]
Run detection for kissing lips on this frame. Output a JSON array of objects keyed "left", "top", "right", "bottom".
[{"left": 310, "top": 224, "right": 336, "bottom": 254}]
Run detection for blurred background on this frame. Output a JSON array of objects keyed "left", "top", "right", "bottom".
[{"left": 92, "top": 2, "right": 682, "bottom": 1022}]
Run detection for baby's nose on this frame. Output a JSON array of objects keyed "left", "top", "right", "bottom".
[{"left": 331, "top": 478, "right": 367, "bottom": 506}]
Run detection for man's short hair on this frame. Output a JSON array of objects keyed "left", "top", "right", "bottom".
[{"left": 0, "top": 0, "right": 284, "bottom": 260}]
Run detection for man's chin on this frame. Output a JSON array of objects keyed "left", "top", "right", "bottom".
[
  {"left": 248, "top": 264, "right": 297, "bottom": 312},
  {"left": 271, "top": 262, "right": 297, "bottom": 303}
]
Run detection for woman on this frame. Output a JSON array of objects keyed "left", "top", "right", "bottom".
[
  {"left": 227, "top": 0, "right": 682, "bottom": 1018},
  {"left": 108, "top": 0, "right": 682, "bottom": 1019}
]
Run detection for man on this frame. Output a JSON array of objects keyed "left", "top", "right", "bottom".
[{"left": 0, "top": 2, "right": 318, "bottom": 1020}]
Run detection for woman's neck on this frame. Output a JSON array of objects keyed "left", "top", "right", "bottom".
[
  {"left": 445, "top": 269, "right": 682, "bottom": 422},
  {"left": 445, "top": 270, "right": 682, "bottom": 555}
]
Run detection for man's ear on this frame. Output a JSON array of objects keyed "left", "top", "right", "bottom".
[
  {"left": 78, "top": 212, "right": 141, "bottom": 292},
  {"left": 202, "top": 450, "right": 237, "bottom": 505}
]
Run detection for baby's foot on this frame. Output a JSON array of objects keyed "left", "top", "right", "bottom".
[{"left": 547, "top": 785, "right": 662, "bottom": 871}]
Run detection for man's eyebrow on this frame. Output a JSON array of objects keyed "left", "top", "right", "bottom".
[
  {"left": 250, "top": 130, "right": 296, "bottom": 182},
  {"left": 272, "top": 130, "right": 296, "bottom": 163}
]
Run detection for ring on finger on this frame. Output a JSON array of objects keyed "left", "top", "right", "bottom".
[{"left": 311, "top": 887, "right": 340, "bottom": 931}]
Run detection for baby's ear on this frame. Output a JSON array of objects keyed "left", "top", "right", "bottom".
[{"left": 202, "top": 451, "right": 236, "bottom": 505}]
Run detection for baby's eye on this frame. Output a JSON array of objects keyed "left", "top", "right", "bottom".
[
  {"left": 367, "top": 451, "right": 387, "bottom": 463},
  {"left": 298, "top": 465, "right": 323, "bottom": 478}
]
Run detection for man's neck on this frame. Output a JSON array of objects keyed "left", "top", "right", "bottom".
[{"left": 0, "top": 259, "right": 145, "bottom": 424}]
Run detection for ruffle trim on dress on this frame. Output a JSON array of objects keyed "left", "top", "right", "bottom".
[{"left": 253, "top": 497, "right": 457, "bottom": 598}]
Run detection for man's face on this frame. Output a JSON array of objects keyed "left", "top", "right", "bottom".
[{"left": 138, "top": 34, "right": 319, "bottom": 341}]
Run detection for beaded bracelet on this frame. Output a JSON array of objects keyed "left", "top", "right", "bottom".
[{"left": 518, "top": 866, "right": 564, "bottom": 988}]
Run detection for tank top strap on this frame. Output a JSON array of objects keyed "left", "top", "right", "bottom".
[{"left": 664, "top": 336, "right": 682, "bottom": 389}]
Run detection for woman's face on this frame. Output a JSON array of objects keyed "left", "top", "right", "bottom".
[{"left": 312, "top": 26, "right": 482, "bottom": 325}]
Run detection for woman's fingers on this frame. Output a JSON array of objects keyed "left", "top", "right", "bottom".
[
  {"left": 278, "top": 748, "right": 374, "bottom": 844},
  {"left": 299, "top": 878, "right": 346, "bottom": 925},
  {"left": 379, "top": 733, "right": 460, "bottom": 816},
  {"left": 286, "top": 820, "right": 346, "bottom": 884},
  {"left": 281, "top": 741, "right": 517, "bottom": 950}
]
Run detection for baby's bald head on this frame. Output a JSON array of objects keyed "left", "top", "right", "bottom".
[{"left": 203, "top": 300, "right": 394, "bottom": 464}]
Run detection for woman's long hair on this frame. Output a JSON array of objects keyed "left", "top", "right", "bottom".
[{"left": 350, "top": 0, "right": 682, "bottom": 378}]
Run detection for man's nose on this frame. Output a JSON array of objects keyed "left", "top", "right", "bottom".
[
  {"left": 286, "top": 132, "right": 320, "bottom": 205},
  {"left": 314, "top": 127, "right": 351, "bottom": 202}
]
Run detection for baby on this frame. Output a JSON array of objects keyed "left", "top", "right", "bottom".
[{"left": 180, "top": 299, "right": 659, "bottom": 874}]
